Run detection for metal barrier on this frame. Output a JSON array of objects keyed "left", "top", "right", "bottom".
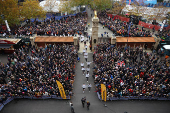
[
  {"left": 0, "top": 104, "right": 4, "bottom": 111},
  {"left": 96, "top": 93, "right": 170, "bottom": 101}
]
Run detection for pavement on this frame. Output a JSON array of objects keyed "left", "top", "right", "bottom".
[{"left": 0, "top": 6, "right": 170, "bottom": 113}]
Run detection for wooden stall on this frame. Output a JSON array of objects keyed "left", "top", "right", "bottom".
[
  {"left": 34, "top": 36, "right": 74, "bottom": 47},
  {"left": 0, "top": 39, "right": 21, "bottom": 54},
  {"left": 116, "top": 37, "right": 156, "bottom": 49}
]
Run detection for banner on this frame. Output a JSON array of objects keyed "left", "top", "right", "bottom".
[
  {"left": 107, "top": 14, "right": 113, "bottom": 18},
  {"left": 101, "top": 84, "right": 106, "bottom": 101},
  {"left": 138, "top": 21, "right": 161, "bottom": 31},
  {"left": 4, "top": 20, "right": 11, "bottom": 32},
  {"left": 113, "top": 15, "right": 130, "bottom": 22},
  {"left": 56, "top": 80, "right": 66, "bottom": 99},
  {"left": 144, "top": 0, "right": 157, "bottom": 5}
]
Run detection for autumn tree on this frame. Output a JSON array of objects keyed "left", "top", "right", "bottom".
[
  {"left": 59, "top": 0, "right": 73, "bottom": 14},
  {"left": 70, "top": 0, "right": 91, "bottom": 7},
  {"left": 130, "top": 0, "right": 147, "bottom": 16},
  {"left": 0, "top": 0, "right": 20, "bottom": 26},
  {"left": 91, "top": 0, "right": 112, "bottom": 11},
  {"left": 0, "top": 0, "right": 46, "bottom": 26},
  {"left": 19, "top": 0, "right": 46, "bottom": 20},
  {"left": 168, "top": 12, "right": 170, "bottom": 24},
  {"left": 69, "top": 0, "right": 112, "bottom": 11},
  {"left": 112, "top": 1, "right": 126, "bottom": 14},
  {"left": 44, "top": 0, "right": 58, "bottom": 12}
]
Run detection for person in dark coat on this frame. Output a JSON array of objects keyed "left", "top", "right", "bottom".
[
  {"left": 87, "top": 101, "right": 90, "bottom": 110},
  {"left": 81, "top": 97, "right": 86, "bottom": 108}
]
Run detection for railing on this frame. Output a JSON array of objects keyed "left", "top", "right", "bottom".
[{"left": 97, "top": 92, "right": 170, "bottom": 101}]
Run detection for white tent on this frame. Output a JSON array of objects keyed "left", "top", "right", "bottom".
[
  {"left": 122, "top": 5, "right": 170, "bottom": 17},
  {"left": 39, "top": 0, "right": 61, "bottom": 12},
  {"left": 39, "top": 0, "right": 77, "bottom": 13}
]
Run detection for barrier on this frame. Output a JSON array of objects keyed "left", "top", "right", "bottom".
[
  {"left": 0, "top": 104, "right": 4, "bottom": 111},
  {"left": 13, "top": 95, "right": 71, "bottom": 100},
  {"left": 107, "top": 14, "right": 113, "bottom": 18},
  {"left": 128, "top": 96, "right": 139, "bottom": 100},
  {"left": 110, "top": 97, "right": 119, "bottom": 101},
  {"left": 108, "top": 15, "right": 162, "bottom": 31},
  {"left": 97, "top": 92, "right": 102, "bottom": 100},
  {"left": 42, "top": 96, "right": 51, "bottom": 99},
  {"left": 154, "top": 25, "right": 161, "bottom": 31},
  {"left": 97, "top": 93, "right": 170, "bottom": 101},
  {"left": 3, "top": 97, "right": 14, "bottom": 105},
  {"left": 119, "top": 97, "right": 128, "bottom": 100},
  {"left": 165, "top": 25, "right": 170, "bottom": 30},
  {"left": 157, "top": 97, "right": 168, "bottom": 100},
  {"left": 23, "top": 96, "right": 32, "bottom": 99},
  {"left": 113, "top": 15, "right": 130, "bottom": 22}
]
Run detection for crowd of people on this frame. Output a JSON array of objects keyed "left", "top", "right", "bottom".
[
  {"left": 156, "top": 29, "right": 170, "bottom": 41},
  {"left": 93, "top": 42, "right": 170, "bottom": 99},
  {"left": 0, "top": 12, "right": 88, "bottom": 37},
  {"left": 0, "top": 44, "right": 78, "bottom": 103},
  {"left": 98, "top": 12, "right": 152, "bottom": 37}
]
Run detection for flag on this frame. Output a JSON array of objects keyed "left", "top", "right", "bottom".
[
  {"left": 5, "top": 20, "right": 11, "bottom": 32},
  {"left": 128, "top": 22, "right": 131, "bottom": 37},
  {"left": 101, "top": 84, "right": 106, "bottom": 102},
  {"left": 56, "top": 80, "right": 66, "bottom": 99},
  {"left": 129, "top": 0, "right": 131, "bottom": 5}
]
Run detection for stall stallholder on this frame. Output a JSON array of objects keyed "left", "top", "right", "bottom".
[{"left": 0, "top": 38, "right": 21, "bottom": 54}]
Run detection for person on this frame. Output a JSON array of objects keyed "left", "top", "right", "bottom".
[
  {"left": 91, "top": 13, "right": 93, "bottom": 17},
  {"left": 81, "top": 97, "right": 86, "bottom": 108},
  {"left": 84, "top": 40, "right": 86, "bottom": 45},
  {"left": 86, "top": 37, "right": 88, "bottom": 42},
  {"left": 84, "top": 52, "right": 88, "bottom": 62},
  {"left": 85, "top": 44, "right": 87, "bottom": 50},
  {"left": 101, "top": 33, "right": 103, "bottom": 37},
  {"left": 85, "top": 72, "right": 90, "bottom": 82},
  {"left": 83, "top": 48, "right": 86, "bottom": 55},
  {"left": 104, "top": 31, "right": 106, "bottom": 35},
  {"left": 88, "top": 83, "right": 92, "bottom": 92},
  {"left": 82, "top": 66, "right": 85, "bottom": 75},
  {"left": 81, "top": 62, "right": 84, "bottom": 68},
  {"left": 88, "top": 23, "right": 90, "bottom": 27},
  {"left": 88, "top": 35, "right": 90, "bottom": 41},
  {"left": 87, "top": 101, "right": 90, "bottom": 110},
  {"left": 86, "top": 66, "right": 90, "bottom": 73},
  {"left": 87, "top": 61, "right": 91, "bottom": 68},
  {"left": 81, "top": 37, "right": 84, "bottom": 43},
  {"left": 107, "top": 32, "right": 109, "bottom": 37},
  {"left": 70, "top": 101, "right": 75, "bottom": 113},
  {"left": 82, "top": 83, "right": 86, "bottom": 93}
]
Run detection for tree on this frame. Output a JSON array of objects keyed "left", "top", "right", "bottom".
[
  {"left": 130, "top": 0, "right": 147, "bottom": 16},
  {"left": 44, "top": 0, "right": 58, "bottom": 12},
  {"left": 168, "top": 12, "right": 170, "bottom": 24},
  {"left": 91, "top": 0, "right": 112, "bottom": 11},
  {"left": 59, "top": 0, "right": 73, "bottom": 14},
  {"left": 112, "top": 1, "right": 126, "bottom": 14},
  {"left": 69, "top": 0, "right": 112, "bottom": 11},
  {"left": 19, "top": 0, "right": 46, "bottom": 20},
  {"left": 0, "top": 0, "right": 20, "bottom": 26},
  {"left": 59, "top": 0, "right": 72, "bottom": 14},
  {"left": 70, "top": 0, "right": 91, "bottom": 7}
]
